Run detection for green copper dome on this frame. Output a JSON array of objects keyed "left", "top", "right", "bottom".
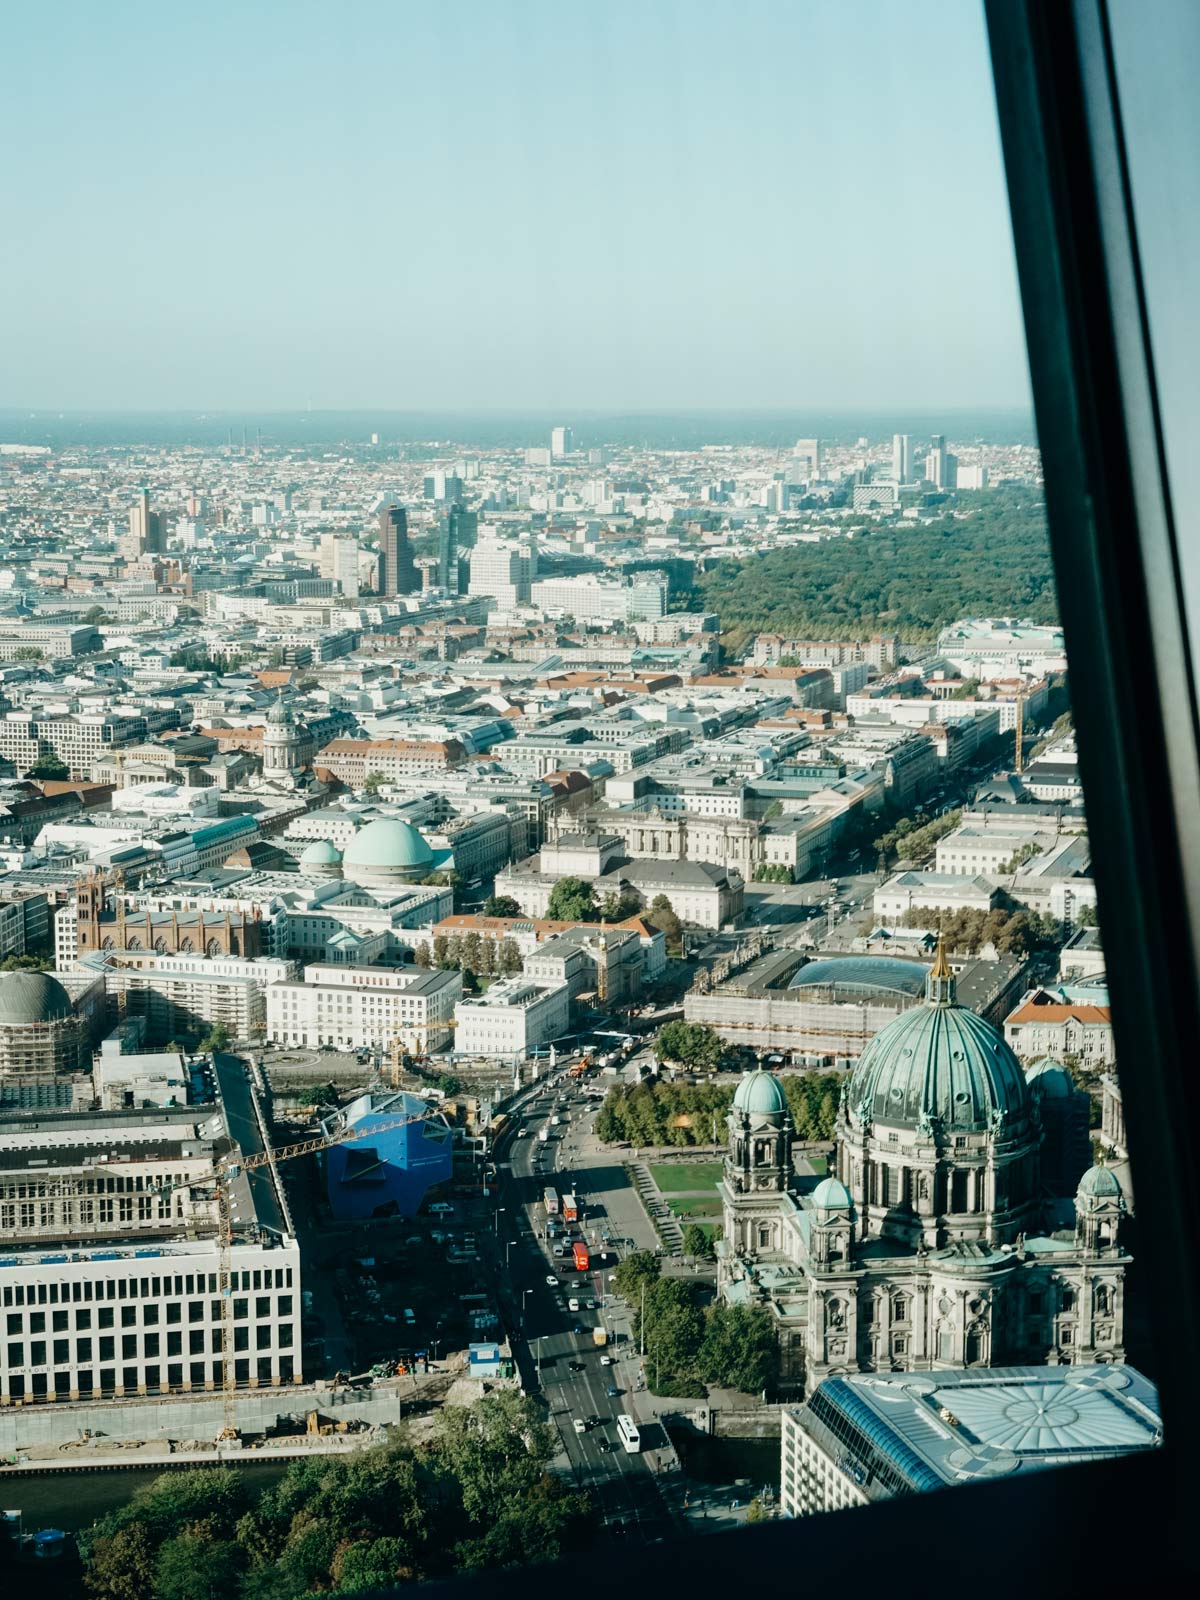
[
  {"left": 810, "top": 1176, "right": 853, "bottom": 1211},
  {"left": 1078, "top": 1163, "right": 1123, "bottom": 1201},
  {"left": 732, "top": 1069, "right": 788, "bottom": 1118},
  {"left": 299, "top": 838, "right": 343, "bottom": 867},
  {"left": 849, "top": 1000, "right": 1029, "bottom": 1134},
  {"left": 342, "top": 817, "right": 434, "bottom": 875}
]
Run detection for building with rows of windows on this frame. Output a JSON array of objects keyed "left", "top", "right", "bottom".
[
  {"left": 0, "top": 1055, "right": 300, "bottom": 1407},
  {"left": 717, "top": 942, "right": 1129, "bottom": 1394}
]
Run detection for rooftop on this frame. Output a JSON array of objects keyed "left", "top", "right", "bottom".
[{"left": 793, "top": 1365, "right": 1161, "bottom": 1501}]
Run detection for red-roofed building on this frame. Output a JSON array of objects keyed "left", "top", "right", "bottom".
[{"left": 1004, "top": 990, "right": 1115, "bottom": 1065}]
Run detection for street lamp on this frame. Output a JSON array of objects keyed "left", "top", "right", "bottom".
[{"left": 494, "top": 1205, "right": 506, "bottom": 1236}]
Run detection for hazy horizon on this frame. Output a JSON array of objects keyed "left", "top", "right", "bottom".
[{"left": 0, "top": 405, "right": 1037, "bottom": 452}]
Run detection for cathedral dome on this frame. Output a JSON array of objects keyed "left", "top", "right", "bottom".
[
  {"left": 1077, "top": 1162, "right": 1123, "bottom": 1202},
  {"left": 810, "top": 1176, "right": 853, "bottom": 1211},
  {"left": 342, "top": 816, "right": 435, "bottom": 884},
  {"left": 0, "top": 970, "right": 74, "bottom": 1026},
  {"left": 848, "top": 993, "right": 1029, "bottom": 1134},
  {"left": 732, "top": 1069, "right": 788, "bottom": 1118}
]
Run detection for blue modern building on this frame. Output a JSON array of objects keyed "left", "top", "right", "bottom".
[{"left": 322, "top": 1091, "right": 453, "bottom": 1220}]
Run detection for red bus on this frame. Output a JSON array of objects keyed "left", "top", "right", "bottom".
[{"left": 572, "top": 1241, "right": 589, "bottom": 1272}]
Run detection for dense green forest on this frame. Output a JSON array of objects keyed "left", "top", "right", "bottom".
[
  {"left": 692, "top": 490, "right": 1055, "bottom": 650},
  {"left": 80, "top": 1394, "right": 592, "bottom": 1599}
]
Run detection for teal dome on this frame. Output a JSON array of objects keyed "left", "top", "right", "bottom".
[
  {"left": 1078, "top": 1163, "right": 1122, "bottom": 1201},
  {"left": 342, "top": 817, "right": 434, "bottom": 879},
  {"left": 1025, "top": 1058, "right": 1073, "bottom": 1098},
  {"left": 849, "top": 1000, "right": 1029, "bottom": 1133},
  {"left": 811, "top": 1176, "right": 853, "bottom": 1211},
  {"left": 300, "top": 838, "right": 342, "bottom": 867},
  {"left": 732, "top": 1069, "right": 788, "bottom": 1118}
]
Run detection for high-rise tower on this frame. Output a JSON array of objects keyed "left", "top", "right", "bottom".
[{"left": 378, "top": 505, "right": 418, "bottom": 597}]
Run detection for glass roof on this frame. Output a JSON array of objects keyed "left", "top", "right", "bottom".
[{"left": 788, "top": 955, "right": 929, "bottom": 996}]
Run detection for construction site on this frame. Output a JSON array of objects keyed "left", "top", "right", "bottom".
[{"left": 0, "top": 1050, "right": 517, "bottom": 1470}]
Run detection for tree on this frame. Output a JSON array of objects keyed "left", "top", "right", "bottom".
[
  {"left": 547, "top": 876, "right": 600, "bottom": 922},
  {"left": 699, "top": 1303, "right": 779, "bottom": 1394},
  {"left": 414, "top": 941, "right": 432, "bottom": 968},
  {"left": 640, "top": 1278, "right": 706, "bottom": 1394},
  {"left": 0, "top": 951, "right": 55, "bottom": 972},
  {"left": 600, "top": 889, "right": 642, "bottom": 921},
  {"left": 198, "top": 1021, "right": 230, "bottom": 1053},
  {"left": 682, "top": 1222, "right": 715, "bottom": 1260},
  {"left": 484, "top": 895, "right": 522, "bottom": 918},
  {"left": 655, "top": 1019, "right": 723, "bottom": 1071},
  {"left": 30, "top": 752, "right": 69, "bottom": 780},
  {"left": 82, "top": 604, "right": 111, "bottom": 624},
  {"left": 362, "top": 770, "right": 387, "bottom": 795},
  {"left": 645, "top": 893, "right": 683, "bottom": 953},
  {"left": 83, "top": 1521, "right": 158, "bottom": 1600},
  {"left": 612, "top": 1250, "right": 661, "bottom": 1303},
  {"left": 155, "top": 1529, "right": 244, "bottom": 1600},
  {"left": 13, "top": 645, "right": 44, "bottom": 661},
  {"left": 497, "top": 938, "right": 523, "bottom": 975},
  {"left": 744, "top": 1497, "right": 767, "bottom": 1524}
]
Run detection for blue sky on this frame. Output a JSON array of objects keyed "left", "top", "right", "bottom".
[{"left": 0, "top": 0, "right": 1030, "bottom": 411}]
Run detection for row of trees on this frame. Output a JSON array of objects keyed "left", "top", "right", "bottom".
[
  {"left": 413, "top": 933, "right": 524, "bottom": 980},
  {"left": 610, "top": 1253, "right": 777, "bottom": 1397},
  {"left": 898, "top": 903, "right": 1068, "bottom": 955},
  {"left": 81, "top": 1393, "right": 594, "bottom": 1600},
  {"left": 595, "top": 1073, "right": 839, "bottom": 1148},
  {"left": 873, "top": 808, "right": 962, "bottom": 869},
  {"left": 752, "top": 864, "right": 793, "bottom": 883}
]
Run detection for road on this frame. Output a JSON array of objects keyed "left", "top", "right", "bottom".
[{"left": 495, "top": 1078, "right": 676, "bottom": 1544}]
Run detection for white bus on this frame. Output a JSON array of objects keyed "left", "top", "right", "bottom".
[{"left": 616, "top": 1413, "right": 641, "bottom": 1454}]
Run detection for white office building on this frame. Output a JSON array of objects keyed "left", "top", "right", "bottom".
[
  {"left": 266, "top": 962, "right": 461, "bottom": 1054},
  {"left": 0, "top": 1058, "right": 301, "bottom": 1406},
  {"left": 454, "top": 978, "right": 570, "bottom": 1060}
]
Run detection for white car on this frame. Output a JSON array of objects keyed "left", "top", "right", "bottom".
[
  {"left": 545, "top": 1274, "right": 557, "bottom": 1286},
  {"left": 600, "top": 1354, "right": 614, "bottom": 1366},
  {"left": 573, "top": 1418, "right": 587, "bottom": 1435}
]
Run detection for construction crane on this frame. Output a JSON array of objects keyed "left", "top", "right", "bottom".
[{"left": 137, "top": 1099, "right": 442, "bottom": 1442}]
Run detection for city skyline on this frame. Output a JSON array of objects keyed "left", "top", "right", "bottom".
[{"left": 1, "top": 0, "right": 1029, "bottom": 412}]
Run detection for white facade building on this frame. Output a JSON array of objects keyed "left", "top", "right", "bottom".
[
  {"left": 266, "top": 962, "right": 461, "bottom": 1054},
  {"left": 453, "top": 978, "right": 570, "bottom": 1059},
  {"left": 0, "top": 1061, "right": 301, "bottom": 1406}
]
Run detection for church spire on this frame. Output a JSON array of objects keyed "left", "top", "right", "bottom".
[{"left": 927, "top": 933, "right": 956, "bottom": 1005}]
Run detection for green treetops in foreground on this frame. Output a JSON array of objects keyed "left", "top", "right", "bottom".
[
  {"left": 81, "top": 1394, "right": 594, "bottom": 1600},
  {"left": 610, "top": 1252, "right": 778, "bottom": 1397}
]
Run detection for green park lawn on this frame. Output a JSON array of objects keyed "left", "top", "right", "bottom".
[
  {"left": 669, "top": 1195, "right": 722, "bottom": 1218},
  {"left": 652, "top": 1160, "right": 725, "bottom": 1193}
]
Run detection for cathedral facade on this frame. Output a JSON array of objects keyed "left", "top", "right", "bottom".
[
  {"left": 718, "top": 943, "right": 1128, "bottom": 1394},
  {"left": 75, "top": 872, "right": 264, "bottom": 960}
]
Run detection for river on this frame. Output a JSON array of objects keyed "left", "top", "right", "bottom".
[{"left": 5, "top": 1459, "right": 291, "bottom": 1536}]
